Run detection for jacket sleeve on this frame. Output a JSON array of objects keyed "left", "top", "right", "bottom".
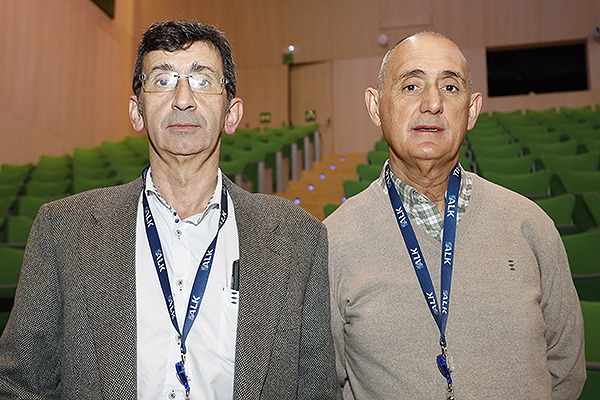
[
  {"left": 297, "top": 224, "right": 342, "bottom": 400},
  {"left": 0, "top": 204, "right": 62, "bottom": 399}
]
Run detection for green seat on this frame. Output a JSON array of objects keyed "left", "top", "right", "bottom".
[
  {"left": 539, "top": 152, "right": 599, "bottom": 172},
  {"left": 323, "top": 203, "right": 340, "bottom": 218},
  {"left": 0, "top": 197, "right": 15, "bottom": 218},
  {"left": 343, "top": 180, "right": 370, "bottom": 199},
  {"left": 484, "top": 170, "right": 552, "bottom": 198},
  {"left": 0, "top": 247, "right": 25, "bottom": 298},
  {"left": 562, "top": 230, "right": 600, "bottom": 276},
  {"left": 0, "top": 163, "right": 32, "bottom": 181},
  {"left": 113, "top": 165, "right": 143, "bottom": 184},
  {"left": 37, "top": 154, "right": 71, "bottom": 169},
  {"left": 367, "top": 150, "right": 389, "bottom": 167},
  {"left": 466, "top": 133, "right": 512, "bottom": 147},
  {"left": 579, "top": 301, "right": 600, "bottom": 399},
  {"left": 579, "top": 370, "right": 600, "bottom": 400},
  {"left": 562, "top": 230, "right": 600, "bottom": 302},
  {"left": 0, "top": 311, "right": 11, "bottom": 335},
  {"left": 526, "top": 140, "right": 579, "bottom": 157},
  {"left": 356, "top": 163, "right": 382, "bottom": 183},
  {"left": 560, "top": 105, "right": 592, "bottom": 119},
  {"left": 73, "top": 164, "right": 114, "bottom": 180},
  {"left": 517, "top": 131, "right": 564, "bottom": 145},
  {"left": 30, "top": 164, "right": 71, "bottom": 182},
  {"left": 581, "top": 301, "right": 600, "bottom": 363},
  {"left": 556, "top": 170, "right": 600, "bottom": 194},
  {"left": 0, "top": 182, "right": 23, "bottom": 198},
  {"left": 123, "top": 135, "right": 150, "bottom": 159},
  {"left": 4, "top": 216, "right": 34, "bottom": 244},
  {"left": 16, "top": 195, "right": 52, "bottom": 218},
  {"left": 25, "top": 179, "right": 72, "bottom": 197},
  {"left": 584, "top": 140, "right": 600, "bottom": 153},
  {"left": 469, "top": 142, "right": 523, "bottom": 160},
  {"left": 374, "top": 140, "right": 388, "bottom": 152},
  {"left": 583, "top": 193, "right": 600, "bottom": 227},
  {"left": 533, "top": 194, "right": 577, "bottom": 235},
  {"left": 73, "top": 176, "right": 118, "bottom": 193},
  {"left": 475, "top": 155, "right": 534, "bottom": 177}
]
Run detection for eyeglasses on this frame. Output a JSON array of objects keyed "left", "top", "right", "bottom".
[{"left": 142, "top": 70, "right": 229, "bottom": 95}]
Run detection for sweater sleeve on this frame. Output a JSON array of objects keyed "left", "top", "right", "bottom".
[{"left": 534, "top": 222, "right": 586, "bottom": 399}]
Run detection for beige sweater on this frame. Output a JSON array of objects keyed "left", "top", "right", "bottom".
[{"left": 325, "top": 172, "right": 585, "bottom": 400}]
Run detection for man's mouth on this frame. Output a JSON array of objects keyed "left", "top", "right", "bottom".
[
  {"left": 169, "top": 123, "right": 199, "bottom": 130},
  {"left": 413, "top": 125, "right": 443, "bottom": 132}
]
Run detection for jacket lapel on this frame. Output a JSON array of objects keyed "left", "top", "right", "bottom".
[
  {"left": 77, "top": 179, "right": 142, "bottom": 398},
  {"left": 226, "top": 179, "right": 293, "bottom": 399}
]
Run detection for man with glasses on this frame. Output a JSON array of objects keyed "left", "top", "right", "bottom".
[{"left": 0, "top": 20, "right": 339, "bottom": 399}]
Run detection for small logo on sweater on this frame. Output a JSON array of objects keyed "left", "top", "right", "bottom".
[{"left": 509, "top": 260, "right": 516, "bottom": 271}]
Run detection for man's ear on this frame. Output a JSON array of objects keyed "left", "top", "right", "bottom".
[
  {"left": 467, "top": 92, "right": 483, "bottom": 131},
  {"left": 223, "top": 98, "right": 244, "bottom": 135},
  {"left": 129, "top": 95, "right": 145, "bottom": 132},
  {"left": 365, "top": 87, "right": 382, "bottom": 127}
]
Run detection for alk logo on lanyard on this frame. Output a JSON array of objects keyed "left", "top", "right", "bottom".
[
  {"left": 385, "top": 163, "right": 461, "bottom": 400},
  {"left": 142, "top": 168, "right": 229, "bottom": 399}
]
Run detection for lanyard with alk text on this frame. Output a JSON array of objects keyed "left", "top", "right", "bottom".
[
  {"left": 142, "top": 169, "right": 228, "bottom": 399},
  {"left": 385, "top": 163, "right": 461, "bottom": 400}
]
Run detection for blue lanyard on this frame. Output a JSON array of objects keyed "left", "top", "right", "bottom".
[
  {"left": 385, "top": 163, "right": 461, "bottom": 396},
  {"left": 141, "top": 171, "right": 228, "bottom": 355}
]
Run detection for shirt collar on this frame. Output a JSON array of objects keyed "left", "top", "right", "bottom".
[
  {"left": 144, "top": 167, "right": 224, "bottom": 225},
  {"left": 378, "top": 160, "right": 470, "bottom": 203}
]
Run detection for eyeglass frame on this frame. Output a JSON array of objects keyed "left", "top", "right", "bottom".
[{"left": 140, "top": 70, "right": 230, "bottom": 95}]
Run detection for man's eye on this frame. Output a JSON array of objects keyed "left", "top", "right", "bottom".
[
  {"left": 444, "top": 85, "right": 458, "bottom": 92},
  {"left": 153, "top": 73, "right": 173, "bottom": 86},
  {"left": 404, "top": 84, "right": 417, "bottom": 91}
]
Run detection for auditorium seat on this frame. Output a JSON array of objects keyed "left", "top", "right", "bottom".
[
  {"left": 579, "top": 300, "right": 600, "bottom": 400},
  {"left": 323, "top": 203, "right": 340, "bottom": 218},
  {"left": 25, "top": 179, "right": 72, "bottom": 198},
  {"left": 475, "top": 155, "right": 535, "bottom": 177},
  {"left": 367, "top": 150, "right": 388, "bottom": 167},
  {"left": 526, "top": 140, "right": 579, "bottom": 157},
  {"left": 555, "top": 170, "right": 600, "bottom": 194},
  {"left": 4, "top": 216, "right": 34, "bottom": 244},
  {"left": 533, "top": 194, "right": 578, "bottom": 235},
  {"left": 483, "top": 170, "right": 552, "bottom": 198},
  {"left": 539, "top": 152, "right": 599, "bottom": 172},
  {"left": 16, "top": 195, "right": 53, "bottom": 218},
  {"left": 562, "top": 230, "right": 600, "bottom": 302},
  {"left": 343, "top": 180, "right": 370, "bottom": 199},
  {"left": 356, "top": 163, "right": 382, "bottom": 182},
  {"left": 0, "top": 247, "right": 25, "bottom": 298},
  {"left": 583, "top": 193, "right": 600, "bottom": 227}
]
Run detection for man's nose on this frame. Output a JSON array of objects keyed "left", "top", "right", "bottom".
[
  {"left": 172, "top": 76, "right": 197, "bottom": 111},
  {"left": 419, "top": 85, "right": 443, "bottom": 115}
]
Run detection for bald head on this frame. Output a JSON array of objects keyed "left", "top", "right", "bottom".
[{"left": 377, "top": 32, "right": 472, "bottom": 94}]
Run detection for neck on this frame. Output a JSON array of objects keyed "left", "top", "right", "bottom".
[
  {"left": 149, "top": 156, "right": 220, "bottom": 220},
  {"left": 389, "top": 157, "right": 457, "bottom": 215}
]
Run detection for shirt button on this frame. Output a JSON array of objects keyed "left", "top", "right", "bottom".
[
  {"left": 175, "top": 229, "right": 182, "bottom": 237},
  {"left": 168, "top": 390, "right": 176, "bottom": 399}
]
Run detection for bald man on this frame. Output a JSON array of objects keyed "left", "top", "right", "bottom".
[{"left": 325, "top": 32, "right": 585, "bottom": 400}]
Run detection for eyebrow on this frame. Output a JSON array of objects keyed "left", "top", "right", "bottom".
[
  {"left": 148, "top": 62, "right": 217, "bottom": 74},
  {"left": 189, "top": 62, "right": 217, "bottom": 74},
  {"left": 394, "top": 68, "right": 466, "bottom": 85}
]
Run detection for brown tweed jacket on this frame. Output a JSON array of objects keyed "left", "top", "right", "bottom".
[{"left": 0, "top": 176, "right": 340, "bottom": 399}]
